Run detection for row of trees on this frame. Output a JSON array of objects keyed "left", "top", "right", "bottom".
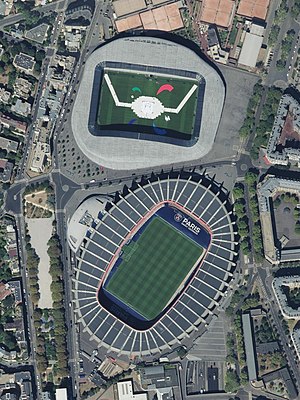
[
  {"left": 23, "top": 180, "right": 54, "bottom": 196},
  {"left": 292, "top": 0, "right": 300, "bottom": 19},
  {"left": 250, "top": 87, "right": 282, "bottom": 160},
  {"left": 33, "top": 307, "right": 50, "bottom": 372},
  {"left": 225, "top": 369, "right": 240, "bottom": 393},
  {"left": 255, "top": 315, "right": 276, "bottom": 344},
  {"left": 277, "top": 29, "right": 296, "bottom": 71},
  {"left": 24, "top": 225, "right": 41, "bottom": 305},
  {"left": 30, "top": 225, "right": 69, "bottom": 379},
  {"left": 233, "top": 183, "right": 251, "bottom": 255},
  {"left": 239, "top": 81, "right": 263, "bottom": 139},
  {"left": 268, "top": 0, "right": 288, "bottom": 46},
  {"left": 232, "top": 316, "right": 248, "bottom": 386},
  {"left": 0, "top": 223, "right": 12, "bottom": 281},
  {"left": 47, "top": 231, "right": 69, "bottom": 379},
  {"left": 225, "top": 284, "right": 247, "bottom": 317},
  {"left": 244, "top": 172, "right": 264, "bottom": 262}
]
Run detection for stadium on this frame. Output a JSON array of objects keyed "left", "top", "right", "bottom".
[
  {"left": 68, "top": 172, "right": 238, "bottom": 358},
  {"left": 71, "top": 34, "right": 225, "bottom": 170}
]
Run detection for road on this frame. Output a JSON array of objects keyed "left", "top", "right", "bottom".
[
  {"left": 51, "top": 172, "right": 80, "bottom": 400},
  {"left": 0, "top": 0, "right": 66, "bottom": 28},
  {"left": 15, "top": 0, "right": 65, "bottom": 181},
  {"left": 49, "top": 2, "right": 112, "bottom": 398},
  {"left": 15, "top": 213, "right": 42, "bottom": 398},
  {"left": 257, "top": 267, "right": 300, "bottom": 391},
  {"left": 266, "top": 6, "right": 300, "bottom": 86}
]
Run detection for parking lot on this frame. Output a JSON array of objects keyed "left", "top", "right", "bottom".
[{"left": 186, "top": 360, "right": 224, "bottom": 395}]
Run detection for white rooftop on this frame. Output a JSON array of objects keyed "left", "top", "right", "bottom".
[
  {"left": 55, "top": 389, "right": 67, "bottom": 400},
  {"left": 239, "top": 32, "right": 263, "bottom": 68},
  {"left": 117, "top": 381, "right": 147, "bottom": 400}
]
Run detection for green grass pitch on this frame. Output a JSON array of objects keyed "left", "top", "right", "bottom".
[
  {"left": 105, "top": 217, "right": 203, "bottom": 320},
  {"left": 97, "top": 69, "right": 198, "bottom": 136}
]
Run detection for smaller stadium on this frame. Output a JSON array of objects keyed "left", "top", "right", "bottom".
[
  {"left": 68, "top": 172, "right": 238, "bottom": 358},
  {"left": 71, "top": 35, "right": 225, "bottom": 170}
]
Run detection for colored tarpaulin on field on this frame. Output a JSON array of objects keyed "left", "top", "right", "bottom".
[
  {"left": 132, "top": 87, "right": 142, "bottom": 93},
  {"left": 156, "top": 84, "right": 174, "bottom": 95}
]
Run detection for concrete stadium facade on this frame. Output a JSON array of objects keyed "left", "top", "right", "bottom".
[
  {"left": 68, "top": 172, "right": 237, "bottom": 359},
  {"left": 71, "top": 35, "right": 225, "bottom": 170}
]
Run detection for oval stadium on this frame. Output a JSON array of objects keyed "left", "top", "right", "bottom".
[
  {"left": 67, "top": 172, "right": 238, "bottom": 358},
  {"left": 71, "top": 34, "right": 225, "bottom": 170}
]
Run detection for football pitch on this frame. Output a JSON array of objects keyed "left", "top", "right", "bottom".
[
  {"left": 105, "top": 217, "right": 203, "bottom": 320},
  {"left": 96, "top": 69, "right": 198, "bottom": 137}
]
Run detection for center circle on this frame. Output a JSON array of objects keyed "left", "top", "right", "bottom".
[{"left": 131, "top": 96, "right": 164, "bottom": 119}]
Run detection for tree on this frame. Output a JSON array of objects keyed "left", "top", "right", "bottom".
[
  {"left": 36, "top": 353, "right": 48, "bottom": 371},
  {"left": 1, "top": 52, "right": 9, "bottom": 63},
  {"left": 233, "top": 186, "right": 244, "bottom": 200},
  {"left": 225, "top": 369, "right": 240, "bottom": 393},
  {"left": 269, "top": 25, "right": 280, "bottom": 45},
  {"left": 2, "top": 295, "right": 14, "bottom": 308},
  {"left": 295, "top": 222, "right": 300, "bottom": 234},
  {"left": 245, "top": 171, "right": 258, "bottom": 186}
]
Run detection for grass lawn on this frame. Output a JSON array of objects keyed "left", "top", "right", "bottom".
[
  {"left": 97, "top": 69, "right": 198, "bottom": 136},
  {"left": 105, "top": 217, "right": 203, "bottom": 320}
]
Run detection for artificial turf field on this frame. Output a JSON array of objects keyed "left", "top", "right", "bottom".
[
  {"left": 105, "top": 217, "right": 203, "bottom": 320},
  {"left": 97, "top": 69, "right": 198, "bottom": 136}
]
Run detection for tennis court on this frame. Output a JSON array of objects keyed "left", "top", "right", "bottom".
[
  {"left": 96, "top": 69, "right": 198, "bottom": 136},
  {"left": 105, "top": 217, "right": 203, "bottom": 320}
]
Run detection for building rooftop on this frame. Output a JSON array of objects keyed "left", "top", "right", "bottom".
[
  {"left": 117, "top": 381, "right": 147, "bottom": 400},
  {"left": 266, "top": 95, "right": 300, "bottom": 166},
  {"left": 55, "top": 388, "right": 68, "bottom": 400},
  {"left": 13, "top": 53, "right": 35, "bottom": 72},
  {"left": 0, "top": 158, "right": 13, "bottom": 183},
  {"left": 258, "top": 175, "right": 300, "bottom": 264},
  {"left": 256, "top": 341, "right": 279, "bottom": 354},
  {"left": 273, "top": 276, "right": 300, "bottom": 319},
  {"left": 0, "top": 114, "right": 27, "bottom": 135},
  {"left": 242, "top": 313, "right": 257, "bottom": 381},
  {"left": 238, "top": 31, "right": 264, "bottom": 68},
  {"left": 11, "top": 99, "right": 31, "bottom": 117},
  {"left": 25, "top": 23, "right": 49, "bottom": 44},
  {"left": 262, "top": 367, "right": 297, "bottom": 399},
  {"left": 0, "top": 137, "right": 18, "bottom": 153}
]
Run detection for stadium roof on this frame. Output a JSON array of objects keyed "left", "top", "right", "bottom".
[
  {"left": 71, "top": 35, "right": 225, "bottom": 170},
  {"left": 67, "top": 195, "right": 112, "bottom": 253},
  {"left": 199, "top": 0, "right": 236, "bottom": 28},
  {"left": 237, "top": 0, "right": 270, "bottom": 20},
  {"left": 69, "top": 173, "right": 237, "bottom": 358}
]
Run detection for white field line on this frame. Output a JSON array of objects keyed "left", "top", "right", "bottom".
[
  {"left": 164, "top": 84, "right": 198, "bottom": 114},
  {"left": 104, "top": 74, "right": 132, "bottom": 108}
]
